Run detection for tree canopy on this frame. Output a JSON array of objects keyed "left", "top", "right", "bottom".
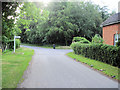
[
  {"left": 2, "top": 1, "right": 115, "bottom": 47},
  {"left": 2, "top": 2, "right": 20, "bottom": 50}
]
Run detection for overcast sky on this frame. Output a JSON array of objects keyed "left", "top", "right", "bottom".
[{"left": 86, "top": 0, "right": 119, "bottom": 13}]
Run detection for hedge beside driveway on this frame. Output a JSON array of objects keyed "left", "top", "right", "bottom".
[{"left": 71, "top": 42, "right": 120, "bottom": 67}]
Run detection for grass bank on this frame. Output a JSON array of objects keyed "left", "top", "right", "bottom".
[
  {"left": 66, "top": 52, "right": 119, "bottom": 80},
  {"left": 2, "top": 47, "right": 34, "bottom": 88},
  {"left": 21, "top": 43, "right": 71, "bottom": 49}
]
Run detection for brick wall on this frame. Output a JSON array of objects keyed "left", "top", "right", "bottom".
[
  {"left": 118, "top": 23, "right": 120, "bottom": 33},
  {"left": 103, "top": 23, "right": 120, "bottom": 45}
]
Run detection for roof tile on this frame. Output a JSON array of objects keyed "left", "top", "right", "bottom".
[{"left": 101, "top": 12, "right": 120, "bottom": 27}]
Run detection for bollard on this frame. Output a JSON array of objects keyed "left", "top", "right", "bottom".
[{"left": 53, "top": 44, "right": 55, "bottom": 49}]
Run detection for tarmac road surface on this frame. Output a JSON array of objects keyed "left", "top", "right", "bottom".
[{"left": 18, "top": 45, "right": 118, "bottom": 88}]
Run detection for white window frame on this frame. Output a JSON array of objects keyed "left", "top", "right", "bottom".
[{"left": 114, "top": 33, "right": 120, "bottom": 46}]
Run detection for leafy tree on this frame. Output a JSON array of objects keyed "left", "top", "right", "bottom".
[
  {"left": 17, "top": 2, "right": 49, "bottom": 44},
  {"left": 16, "top": 1, "right": 112, "bottom": 46},
  {"left": 99, "top": 6, "right": 116, "bottom": 22},
  {"left": 99, "top": 6, "right": 110, "bottom": 22},
  {"left": 66, "top": 2, "right": 102, "bottom": 40},
  {"left": 2, "top": 2, "right": 20, "bottom": 50},
  {"left": 45, "top": 2, "right": 78, "bottom": 45}
]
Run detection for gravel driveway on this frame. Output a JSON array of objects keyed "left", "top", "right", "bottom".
[{"left": 18, "top": 45, "right": 118, "bottom": 88}]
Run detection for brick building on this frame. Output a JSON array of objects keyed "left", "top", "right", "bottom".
[{"left": 101, "top": 12, "right": 120, "bottom": 46}]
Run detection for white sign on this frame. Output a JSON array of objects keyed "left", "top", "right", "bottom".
[
  {"left": 14, "top": 36, "right": 21, "bottom": 53},
  {"left": 15, "top": 36, "right": 21, "bottom": 38}
]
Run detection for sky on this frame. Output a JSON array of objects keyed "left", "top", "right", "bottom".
[{"left": 86, "top": 0, "right": 119, "bottom": 13}]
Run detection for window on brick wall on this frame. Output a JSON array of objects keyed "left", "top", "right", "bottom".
[{"left": 114, "top": 34, "right": 120, "bottom": 46}]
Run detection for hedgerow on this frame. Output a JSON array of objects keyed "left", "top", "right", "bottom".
[
  {"left": 71, "top": 42, "right": 120, "bottom": 67},
  {"left": 72, "top": 37, "right": 90, "bottom": 43}
]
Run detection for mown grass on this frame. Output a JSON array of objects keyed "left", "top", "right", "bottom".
[
  {"left": 2, "top": 47, "right": 34, "bottom": 88},
  {"left": 21, "top": 43, "right": 71, "bottom": 49},
  {"left": 66, "top": 52, "right": 119, "bottom": 80}
]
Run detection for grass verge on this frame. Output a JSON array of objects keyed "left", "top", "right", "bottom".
[
  {"left": 66, "top": 52, "right": 119, "bottom": 80},
  {"left": 21, "top": 43, "right": 71, "bottom": 49},
  {"left": 2, "top": 47, "right": 34, "bottom": 88}
]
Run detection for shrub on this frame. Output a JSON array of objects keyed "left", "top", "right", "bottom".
[
  {"left": 92, "top": 34, "right": 103, "bottom": 43},
  {"left": 8, "top": 40, "right": 14, "bottom": 49},
  {"left": 71, "top": 42, "right": 120, "bottom": 67},
  {"left": 116, "top": 39, "right": 120, "bottom": 47},
  {"left": 8, "top": 39, "right": 20, "bottom": 49},
  {"left": 72, "top": 37, "right": 90, "bottom": 43},
  {"left": 16, "top": 39, "right": 21, "bottom": 48}
]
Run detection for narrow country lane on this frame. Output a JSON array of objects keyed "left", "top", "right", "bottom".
[{"left": 18, "top": 45, "right": 118, "bottom": 88}]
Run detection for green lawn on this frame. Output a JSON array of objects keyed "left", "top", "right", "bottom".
[
  {"left": 2, "top": 47, "right": 34, "bottom": 88},
  {"left": 21, "top": 43, "right": 71, "bottom": 49},
  {"left": 67, "top": 52, "right": 119, "bottom": 80}
]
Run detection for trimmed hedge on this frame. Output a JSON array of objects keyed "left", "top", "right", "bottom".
[
  {"left": 72, "top": 37, "right": 90, "bottom": 43},
  {"left": 71, "top": 42, "right": 120, "bottom": 67},
  {"left": 8, "top": 39, "right": 20, "bottom": 49},
  {"left": 92, "top": 34, "right": 103, "bottom": 43}
]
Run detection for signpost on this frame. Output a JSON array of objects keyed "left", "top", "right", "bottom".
[{"left": 14, "top": 36, "right": 21, "bottom": 53}]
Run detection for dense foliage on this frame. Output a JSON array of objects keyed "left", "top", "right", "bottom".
[
  {"left": 2, "top": 1, "right": 115, "bottom": 49},
  {"left": 2, "top": 2, "right": 20, "bottom": 51},
  {"left": 17, "top": 2, "right": 49, "bottom": 44},
  {"left": 8, "top": 39, "right": 20, "bottom": 49},
  {"left": 92, "top": 34, "right": 103, "bottom": 43},
  {"left": 72, "top": 37, "right": 90, "bottom": 43},
  {"left": 16, "top": 1, "right": 114, "bottom": 45},
  {"left": 71, "top": 42, "right": 120, "bottom": 67}
]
